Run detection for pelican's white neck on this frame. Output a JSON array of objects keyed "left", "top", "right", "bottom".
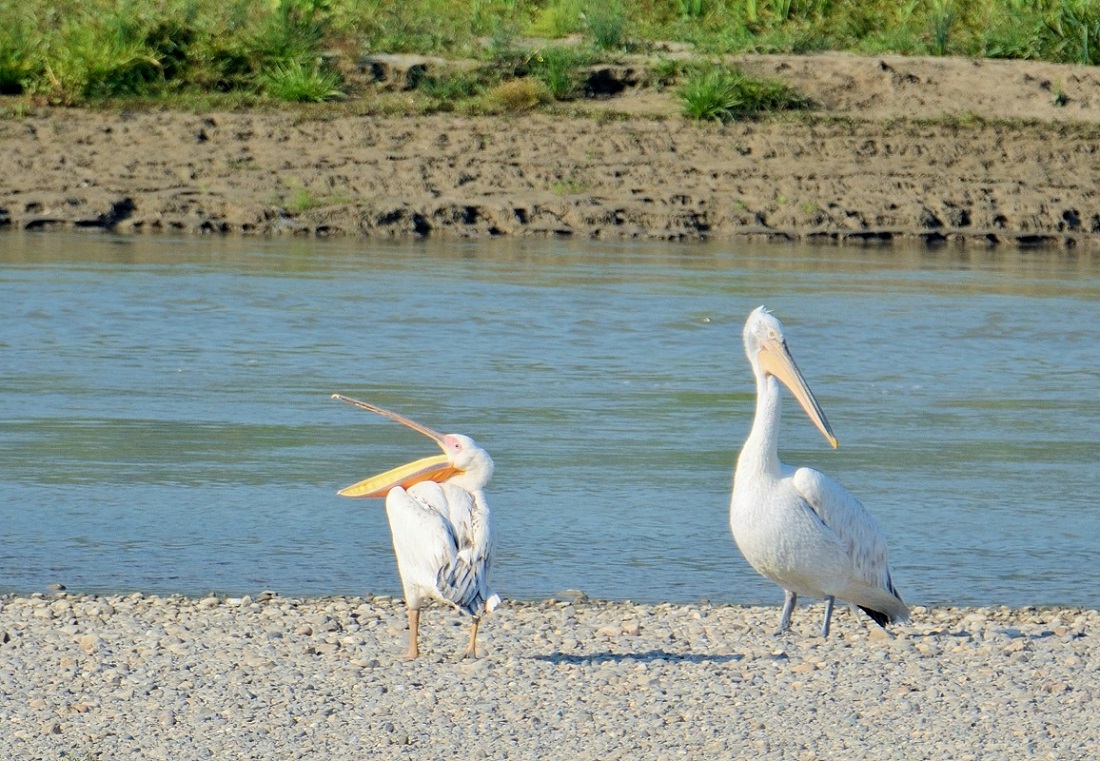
[
  {"left": 448, "top": 471, "right": 490, "bottom": 495},
  {"left": 738, "top": 373, "right": 783, "bottom": 477}
]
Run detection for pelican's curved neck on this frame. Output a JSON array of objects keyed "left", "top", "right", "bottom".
[
  {"left": 738, "top": 373, "right": 783, "bottom": 477},
  {"left": 450, "top": 472, "right": 491, "bottom": 497}
]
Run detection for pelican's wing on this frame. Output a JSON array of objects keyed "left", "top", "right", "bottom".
[
  {"left": 386, "top": 483, "right": 461, "bottom": 595},
  {"left": 792, "top": 466, "right": 907, "bottom": 618},
  {"left": 434, "top": 484, "right": 497, "bottom": 617},
  {"left": 392, "top": 482, "right": 496, "bottom": 617}
]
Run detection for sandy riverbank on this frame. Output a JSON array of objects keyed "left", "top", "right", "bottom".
[
  {"left": 1, "top": 593, "right": 1096, "bottom": 758},
  {"left": 2, "top": 53, "right": 1100, "bottom": 248}
]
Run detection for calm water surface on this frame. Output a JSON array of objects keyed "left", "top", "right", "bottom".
[{"left": 2, "top": 233, "right": 1098, "bottom": 608}]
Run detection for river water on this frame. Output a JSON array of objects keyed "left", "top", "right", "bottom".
[{"left": 2, "top": 232, "right": 1098, "bottom": 608}]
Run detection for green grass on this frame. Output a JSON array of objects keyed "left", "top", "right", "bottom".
[
  {"left": 550, "top": 175, "right": 589, "bottom": 194},
  {"left": 680, "top": 68, "right": 742, "bottom": 121},
  {"left": 676, "top": 0, "right": 705, "bottom": 20},
  {"left": 279, "top": 186, "right": 355, "bottom": 212},
  {"left": 260, "top": 58, "right": 344, "bottom": 102},
  {"left": 410, "top": 67, "right": 502, "bottom": 112},
  {"left": 1044, "top": 0, "right": 1100, "bottom": 64},
  {"left": 528, "top": 44, "right": 597, "bottom": 100},
  {"left": 0, "top": 0, "right": 1097, "bottom": 107},
  {"left": 585, "top": 0, "right": 628, "bottom": 50},
  {"left": 679, "top": 65, "right": 810, "bottom": 121},
  {"left": 929, "top": 0, "right": 957, "bottom": 56},
  {"left": 528, "top": 0, "right": 587, "bottom": 38}
]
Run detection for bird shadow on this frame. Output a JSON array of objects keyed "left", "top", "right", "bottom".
[{"left": 532, "top": 649, "right": 744, "bottom": 665}]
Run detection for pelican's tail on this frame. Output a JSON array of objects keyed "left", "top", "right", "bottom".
[
  {"left": 851, "top": 570, "right": 910, "bottom": 629},
  {"left": 860, "top": 602, "right": 911, "bottom": 628},
  {"left": 454, "top": 591, "right": 500, "bottom": 618},
  {"left": 858, "top": 586, "right": 910, "bottom": 629},
  {"left": 882, "top": 572, "right": 910, "bottom": 625},
  {"left": 859, "top": 606, "right": 891, "bottom": 628}
]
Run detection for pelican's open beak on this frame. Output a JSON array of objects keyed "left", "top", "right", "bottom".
[
  {"left": 333, "top": 394, "right": 459, "bottom": 497},
  {"left": 758, "top": 340, "right": 839, "bottom": 449}
]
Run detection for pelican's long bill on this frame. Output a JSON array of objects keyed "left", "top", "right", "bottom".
[
  {"left": 757, "top": 340, "right": 839, "bottom": 449},
  {"left": 333, "top": 394, "right": 458, "bottom": 498}
]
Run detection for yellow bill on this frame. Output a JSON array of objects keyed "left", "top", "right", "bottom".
[
  {"left": 758, "top": 340, "right": 839, "bottom": 449},
  {"left": 337, "top": 453, "right": 457, "bottom": 498},
  {"left": 333, "top": 394, "right": 458, "bottom": 498}
]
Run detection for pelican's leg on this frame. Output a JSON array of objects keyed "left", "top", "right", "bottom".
[
  {"left": 461, "top": 617, "right": 481, "bottom": 659},
  {"left": 774, "top": 590, "right": 797, "bottom": 635},
  {"left": 405, "top": 607, "right": 421, "bottom": 659},
  {"left": 820, "top": 595, "right": 836, "bottom": 639}
]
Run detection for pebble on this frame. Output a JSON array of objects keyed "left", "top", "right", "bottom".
[{"left": 0, "top": 594, "right": 1096, "bottom": 758}]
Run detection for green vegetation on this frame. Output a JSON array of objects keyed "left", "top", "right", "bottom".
[
  {"left": 0, "top": 0, "right": 1097, "bottom": 109},
  {"left": 528, "top": 44, "right": 597, "bottom": 100},
  {"left": 585, "top": 0, "right": 627, "bottom": 50},
  {"left": 282, "top": 186, "right": 354, "bottom": 211},
  {"left": 678, "top": 64, "right": 810, "bottom": 121},
  {"left": 261, "top": 58, "right": 344, "bottom": 101}
]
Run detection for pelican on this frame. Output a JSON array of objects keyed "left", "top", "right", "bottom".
[
  {"left": 730, "top": 307, "right": 909, "bottom": 638},
  {"left": 333, "top": 394, "right": 500, "bottom": 659}
]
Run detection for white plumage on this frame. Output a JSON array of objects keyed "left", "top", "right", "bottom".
[
  {"left": 385, "top": 439, "right": 499, "bottom": 617},
  {"left": 730, "top": 307, "right": 908, "bottom": 637},
  {"left": 333, "top": 396, "right": 499, "bottom": 659}
]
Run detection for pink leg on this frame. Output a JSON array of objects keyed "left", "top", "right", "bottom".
[
  {"left": 462, "top": 618, "right": 480, "bottom": 659},
  {"left": 405, "top": 607, "right": 420, "bottom": 659}
]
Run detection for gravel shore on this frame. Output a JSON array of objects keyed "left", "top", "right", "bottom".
[{"left": 1, "top": 593, "right": 1096, "bottom": 759}]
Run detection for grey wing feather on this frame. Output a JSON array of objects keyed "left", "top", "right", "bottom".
[
  {"left": 405, "top": 482, "right": 496, "bottom": 617},
  {"left": 435, "top": 551, "right": 491, "bottom": 616},
  {"left": 435, "top": 487, "right": 496, "bottom": 616},
  {"left": 792, "top": 466, "right": 905, "bottom": 606}
]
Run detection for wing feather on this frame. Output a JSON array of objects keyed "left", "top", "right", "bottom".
[
  {"left": 435, "top": 484, "right": 496, "bottom": 616},
  {"left": 792, "top": 466, "right": 908, "bottom": 621},
  {"left": 385, "top": 484, "right": 458, "bottom": 596},
  {"left": 389, "top": 482, "right": 496, "bottom": 617}
]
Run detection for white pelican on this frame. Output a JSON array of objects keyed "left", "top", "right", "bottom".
[
  {"left": 730, "top": 307, "right": 909, "bottom": 638},
  {"left": 333, "top": 394, "right": 500, "bottom": 658}
]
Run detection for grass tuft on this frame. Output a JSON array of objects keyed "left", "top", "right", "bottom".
[
  {"left": 585, "top": 0, "right": 627, "bottom": 50},
  {"left": 929, "top": 0, "right": 956, "bottom": 56},
  {"left": 679, "top": 66, "right": 810, "bottom": 122},
  {"left": 676, "top": 0, "right": 705, "bottom": 20},
  {"left": 486, "top": 78, "right": 550, "bottom": 112},
  {"left": 260, "top": 58, "right": 343, "bottom": 102},
  {"left": 528, "top": 45, "right": 595, "bottom": 100}
]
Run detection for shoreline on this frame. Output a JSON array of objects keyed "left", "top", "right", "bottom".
[
  {"left": 3, "top": 592, "right": 1097, "bottom": 757},
  {"left": 2, "top": 109, "right": 1096, "bottom": 249},
  {"left": 3, "top": 53, "right": 1100, "bottom": 249}
]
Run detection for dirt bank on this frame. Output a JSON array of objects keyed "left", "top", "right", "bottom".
[{"left": 2, "top": 53, "right": 1099, "bottom": 247}]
